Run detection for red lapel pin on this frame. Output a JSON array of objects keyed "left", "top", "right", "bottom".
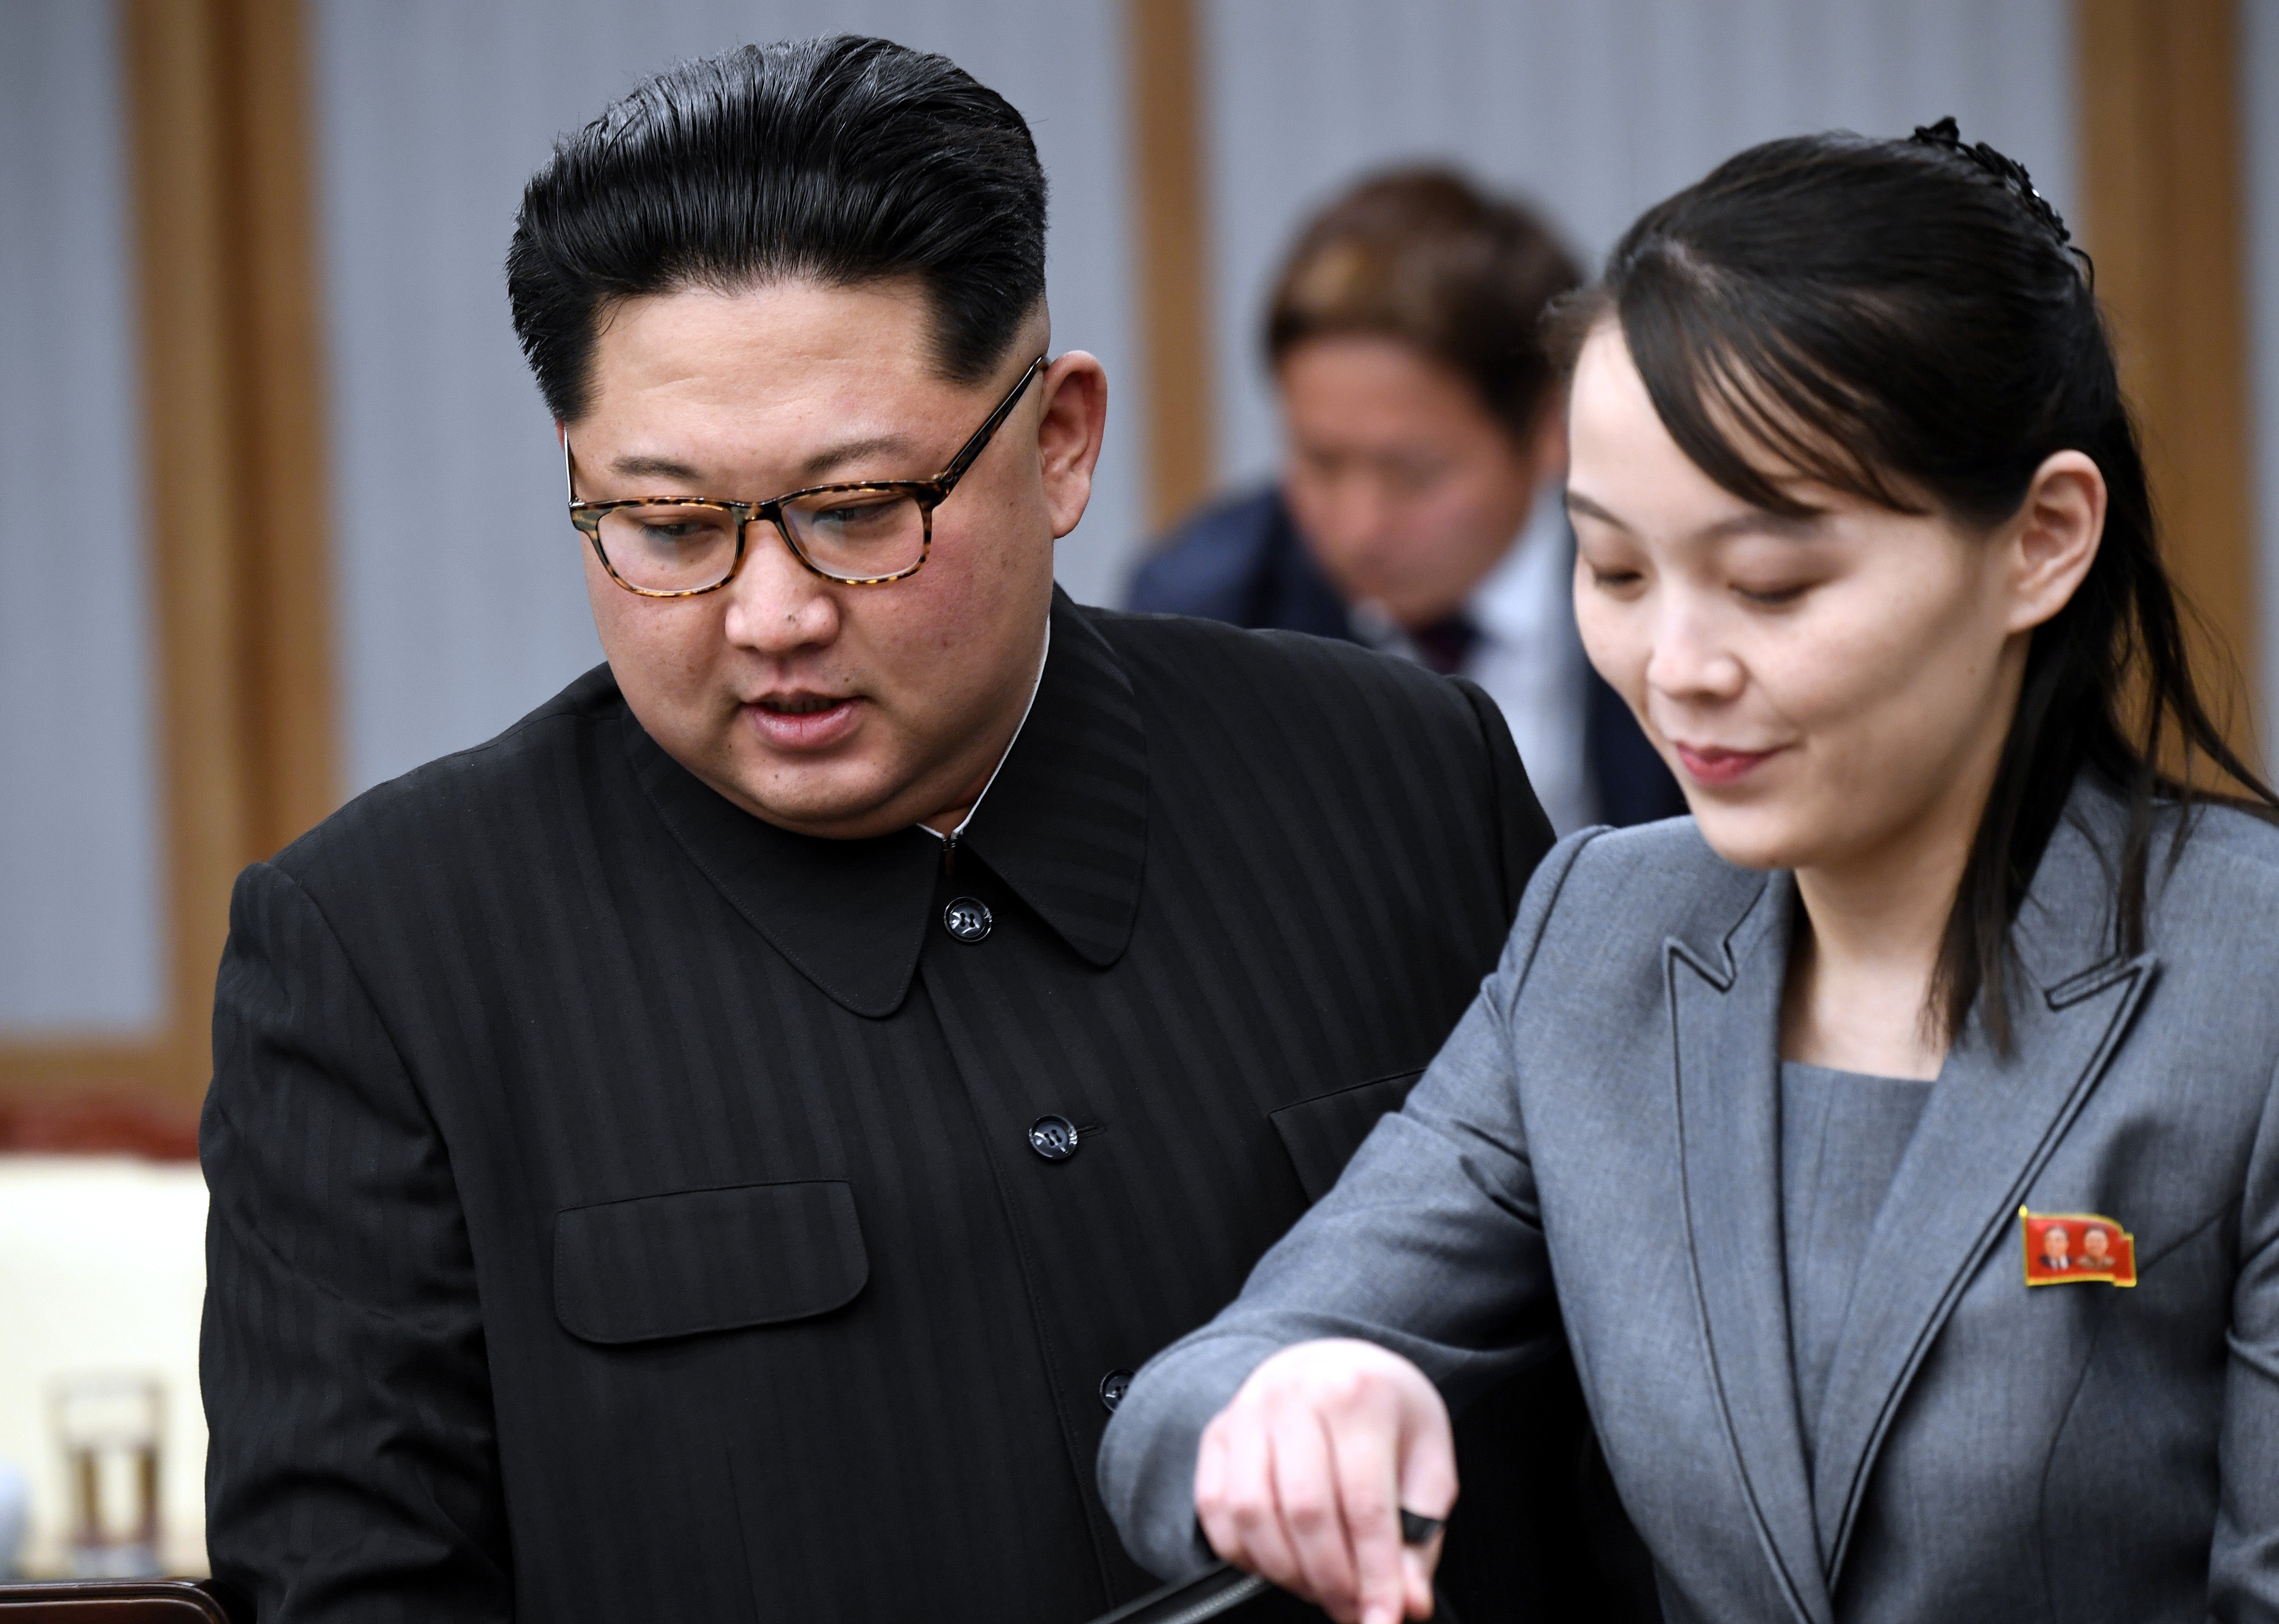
[{"left": 2020, "top": 1207, "right": 2137, "bottom": 1287}]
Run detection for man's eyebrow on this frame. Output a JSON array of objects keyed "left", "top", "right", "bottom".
[
  {"left": 604, "top": 434, "right": 925, "bottom": 493},
  {"left": 609, "top": 452, "right": 705, "bottom": 484},
  {"left": 796, "top": 434, "right": 919, "bottom": 483}
]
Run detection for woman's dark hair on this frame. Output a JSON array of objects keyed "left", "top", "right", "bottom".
[
  {"left": 507, "top": 35, "right": 1047, "bottom": 422},
  {"left": 1550, "top": 122, "right": 2276, "bottom": 1049},
  {"left": 1267, "top": 167, "right": 1581, "bottom": 440}
]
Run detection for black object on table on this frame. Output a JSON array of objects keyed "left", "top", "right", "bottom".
[{"left": 1085, "top": 1516, "right": 1459, "bottom": 1624}]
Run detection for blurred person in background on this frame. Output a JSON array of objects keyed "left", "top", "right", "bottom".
[{"left": 1130, "top": 168, "right": 1683, "bottom": 833}]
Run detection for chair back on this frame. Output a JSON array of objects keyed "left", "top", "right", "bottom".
[{"left": 0, "top": 1580, "right": 236, "bottom": 1622}]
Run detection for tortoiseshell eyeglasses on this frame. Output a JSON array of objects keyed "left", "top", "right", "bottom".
[{"left": 565, "top": 354, "right": 1047, "bottom": 596}]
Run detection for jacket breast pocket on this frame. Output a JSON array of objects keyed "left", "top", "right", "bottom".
[
  {"left": 1270, "top": 1070, "right": 1425, "bottom": 1204},
  {"left": 553, "top": 1180, "right": 869, "bottom": 1344}
]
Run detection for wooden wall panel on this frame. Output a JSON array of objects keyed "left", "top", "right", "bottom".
[
  {"left": 1128, "top": 0, "right": 1217, "bottom": 533},
  {"left": 0, "top": 0, "right": 338, "bottom": 1113},
  {"left": 2077, "top": 0, "right": 2262, "bottom": 764},
  {"left": 126, "top": 0, "right": 254, "bottom": 1103},
  {"left": 222, "top": 0, "right": 341, "bottom": 858}
]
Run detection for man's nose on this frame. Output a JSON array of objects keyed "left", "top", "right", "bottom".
[
  {"left": 1317, "top": 478, "right": 1401, "bottom": 559},
  {"left": 721, "top": 524, "right": 840, "bottom": 653}
]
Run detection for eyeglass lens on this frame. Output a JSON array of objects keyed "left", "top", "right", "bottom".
[{"left": 596, "top": 488, "right": 927, "bottom": 592}]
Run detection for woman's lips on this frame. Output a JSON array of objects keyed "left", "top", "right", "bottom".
[
  {"left": 1671, "top": 741, "right": 1784, "bottom": 788},
  {"left": 742, "top": 695, "right": 862, "bottom": 752}
]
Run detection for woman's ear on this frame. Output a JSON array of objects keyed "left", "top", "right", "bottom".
[
  {"left": 1036, "top": 350, "right": 1108, "bottom": 540},
  {"left": 2004, "top": 449, "right": 2105, "bottom": 634}
]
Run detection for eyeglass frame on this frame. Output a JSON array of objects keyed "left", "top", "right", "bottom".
[{"left": 564, "top": 353, "right": 1049, "bottom": 596}]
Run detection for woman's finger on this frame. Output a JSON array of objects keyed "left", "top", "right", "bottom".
[
  {"left": 1320, "top": 1377, "right": 1407, "bottom": 1624},
  {"left": 1263, "top": 1385, "right": 1363, "bottom": 1620},
  {"left": 1392, "top": 1385, "right": 1459, "bottom": 1620},
  {"left": 1400, "top": 1528, "right": 1445, "bottom": 1621},
  {"left": 1218, "top": 1394, "right": 1304, "bottom": 1589},
  {"left": 1194, "top": 1415, "right": 1236, "bottom": 1560}
]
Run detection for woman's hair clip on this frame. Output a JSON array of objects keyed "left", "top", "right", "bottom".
[{"left": 1910, "top": 115, "right": 2075, "bottom": 250}]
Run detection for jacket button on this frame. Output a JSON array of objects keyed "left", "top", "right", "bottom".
[
  {"left": 1099, "top": 1368, "right": 1133, "bottom": 1413},
  {"left": 1027, "top": 1115, "right": 1080, "bottom": 1161},
  {"left": 942, "top": 897, "right": 992, "bottom": 942}
]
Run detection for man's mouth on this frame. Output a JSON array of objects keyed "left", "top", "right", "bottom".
[{"left": 742, "top": 691, "right": 863, "bottom": 752}]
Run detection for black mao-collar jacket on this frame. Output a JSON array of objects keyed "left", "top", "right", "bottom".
[{"left": 201, "top": 592, "right": 1620, "bottom": 1622}]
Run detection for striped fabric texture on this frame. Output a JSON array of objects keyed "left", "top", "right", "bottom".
[{"left": 200, "top": 593, "right": 1612, "bottom": 1622}]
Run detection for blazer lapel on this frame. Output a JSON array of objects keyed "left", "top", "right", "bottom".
[
  {"left": 1670, "top": 872, "right": 1834, "bottom": 1624},
  {"left": 1809, "top": 798, "right": 2158, "bottom": 1580}
]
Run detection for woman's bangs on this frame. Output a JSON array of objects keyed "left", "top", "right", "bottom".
[{"left": 1618, "top": 258, "right": 1928, "bottom": 519}]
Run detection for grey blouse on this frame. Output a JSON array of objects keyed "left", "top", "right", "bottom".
[{"left": 1778, "top": 1060, "right": 1935, "bottom": 1470}]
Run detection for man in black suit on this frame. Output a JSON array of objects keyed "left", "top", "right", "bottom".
[
  {"left": 1129, "top": 170, "right": 1683, "bottom": 833},
  {"left": 200, "top": 38, "right": 1616, "bottom": 1623}
]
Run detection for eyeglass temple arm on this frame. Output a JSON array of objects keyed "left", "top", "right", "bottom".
[{"left": 937, "top": 355, "right": 1048, "bottom": 490}]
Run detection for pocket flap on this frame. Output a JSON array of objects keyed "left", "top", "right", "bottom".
[
  {"left": 1269, "top": 1070, "right": 1424, "bottom": 1203},
  {"left": 553, "top": 1180, "right": 868, "bottom": 1344}
]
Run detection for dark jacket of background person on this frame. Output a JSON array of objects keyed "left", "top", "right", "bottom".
[
  {"left": 1131, "top": 486, "right": 1686, "bottom": 830},
  {"left": 200, "top": 594, "right": 1634, "bottom": 1622},
  {"left": 1102, "top": 781, "right": 2279, "bottom": 1623}
]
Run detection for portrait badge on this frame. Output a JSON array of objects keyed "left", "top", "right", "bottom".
[{"left": 2020, "top": 1207, "right": 2137, "bottom": 1287}]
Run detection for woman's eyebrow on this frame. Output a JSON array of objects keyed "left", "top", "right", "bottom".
[
  {"left": 1698, "top": 507, "right": 1825, "bottom": 541},
  {"left": 1564, "top": 488, "right": 1627, "bottom": 529},
  {"left": 1568, "top": 486, "right": 1826, "bottom": 541}
]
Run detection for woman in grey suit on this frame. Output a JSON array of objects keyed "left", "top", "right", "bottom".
[{"left": 1100, "top": 123, "right": 2279, "bottom": 1624}]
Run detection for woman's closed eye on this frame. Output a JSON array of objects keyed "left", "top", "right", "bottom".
[{"left": 1731, "top": 578, "right": 1815, "bottom": 608}]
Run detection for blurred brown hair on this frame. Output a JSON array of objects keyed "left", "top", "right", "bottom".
[{"left": 1266, "top": 166, "right": 1582, "bottom": 441}]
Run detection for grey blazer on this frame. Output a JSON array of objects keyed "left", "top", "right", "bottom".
[{"left": 1101, "top": 776, "right": 2279, "bottom": 1623}]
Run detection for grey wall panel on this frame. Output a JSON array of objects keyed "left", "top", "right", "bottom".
[
  {"left": 314, "top": 0, "right": 1136, "bottom": 795},
  {"left": 0, "top": 0, "right": 163, "bottom": 1033},
  {"left": 2247, "top": 0, "right": 2279, "bottom": 762},
  {"left": 1199, "top": 0, "right": 2076, "bottom": 496}
]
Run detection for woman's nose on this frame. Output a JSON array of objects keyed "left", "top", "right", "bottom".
[{"left": 1644, "top": 598, "right": 1746, "bottom": 703}]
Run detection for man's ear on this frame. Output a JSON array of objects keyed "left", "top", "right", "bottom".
[
  {"left": 2005, "top": 449, "right": 2105, "bottom": 634},
  {"left": 1035, "top": 351, "right": 1108, "bottom": 540}
]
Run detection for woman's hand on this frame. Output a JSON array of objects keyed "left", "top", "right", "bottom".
[{"left": 1192, "top": 1338, "right": 1456, "bottom": 1624}]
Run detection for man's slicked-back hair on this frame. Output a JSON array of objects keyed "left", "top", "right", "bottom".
[{"left": 507, "top": 35, "right": 1048, "bottom": 423}]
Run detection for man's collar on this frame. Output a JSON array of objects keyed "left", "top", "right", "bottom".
[
  {"left": 917, "top": 616, "right": 1051, "bottom": 844},
  {"left": 626, "top": 588, "right": 1147, "bottom": 1018},
  {"left": 955, "top": 591, "right": 1147, "bottom": 967},
  {"left": 1466, "top": 482, "right": 1572, "bottom": 646}
]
